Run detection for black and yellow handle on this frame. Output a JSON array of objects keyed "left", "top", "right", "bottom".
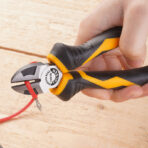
[
  {"left": 47, "top": 26, "right": 148, "bottom": 101},
  {"left": 48, "top": 27, "right": 122, "bottom": 72},
  {"left": 51, "top": 66, "right": 148, "bottom": 101}
]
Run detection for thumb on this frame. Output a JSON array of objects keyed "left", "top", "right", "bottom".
[{"left": 120, "top": 4, "right": 148, "bottom": 68}]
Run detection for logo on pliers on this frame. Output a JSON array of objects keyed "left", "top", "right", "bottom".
[{"left": 45, "top": 68, "right": 59, "bottom": 86}]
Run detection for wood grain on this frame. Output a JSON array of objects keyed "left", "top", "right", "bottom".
[
  {"left": 0, "top": 50, "right": 148, "bottom": 148},
  {"left": 0, "top": 0, "right": 98, "bottom": 55},
  {"left": 0, "top": 0, "right": 148, "bottom": 148}
]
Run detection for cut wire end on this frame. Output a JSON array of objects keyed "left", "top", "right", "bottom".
[{"left": 35, "top": 99, "right": 42, "bottom": 111}]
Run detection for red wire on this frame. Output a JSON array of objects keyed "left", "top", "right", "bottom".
[{"left": 0, "top": 81, "right": 38, "bottom": 123}]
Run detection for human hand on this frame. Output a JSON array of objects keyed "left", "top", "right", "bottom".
[{"left": 75, "top": 0, "right": 148, "bottom": 102}]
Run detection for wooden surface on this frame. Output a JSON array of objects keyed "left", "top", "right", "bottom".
[{"left": 0, "top": 0, "right": 148, "bottom": 148}]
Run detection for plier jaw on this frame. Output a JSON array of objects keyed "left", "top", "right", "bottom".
[{"left": 11, "top": 62, "right": 63, "bottom": 95}]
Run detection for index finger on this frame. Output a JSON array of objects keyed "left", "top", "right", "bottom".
[{"left": 75, "top": 0, "right": 123, "bottom": 45}]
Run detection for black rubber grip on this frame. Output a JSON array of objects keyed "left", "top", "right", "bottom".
[
  {"left": 48, "top": 26, "right": 148, "bottom": 101},
  {"left": 50, "top": 26, "right": 122, "bottom": 70},
  {"left": 58, "top": 66, "right": 148, "bottom": 101}
]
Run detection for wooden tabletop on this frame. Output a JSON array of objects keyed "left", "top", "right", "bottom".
[{"left": 0, "top": 0, "right": 148, "bottom": 148}]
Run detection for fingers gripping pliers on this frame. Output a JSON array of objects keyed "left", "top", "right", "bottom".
[{"left": 11, "top": 27, "right": 148, "bottom": 101}]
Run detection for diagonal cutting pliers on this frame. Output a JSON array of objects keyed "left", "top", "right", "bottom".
[{"left": 11, "top": 27, "right": 148, "bottom": 101}]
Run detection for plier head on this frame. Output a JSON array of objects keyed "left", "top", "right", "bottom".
[{"left": 11, "top": 62, "right": 63, "bottom": 95}]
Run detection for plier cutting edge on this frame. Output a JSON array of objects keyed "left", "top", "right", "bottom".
[{"left": 11, "top": 27, "right": 148, "bottom": 101}]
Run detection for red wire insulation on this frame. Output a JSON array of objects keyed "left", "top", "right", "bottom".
[{"left": 0, "top": 81, "right": 37, "bottom": 123}]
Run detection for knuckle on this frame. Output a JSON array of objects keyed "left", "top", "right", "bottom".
[
  {"left": 78, "top": 16, "right": 96, "bottom": 38},
  {"left": 122, "top": 49, "right": 141, "bottom": 59},
  {"left": 120, "top": 44, "right": 144, "bottom": 59},
  {"left": 124, "top": 50, "right": 137, "bottom": 59},
  {"left": 111, "top": 93, "right": 122, "bottom": 103},
  {"left": 79, "top": 19, "right": 86, "bottom": 29},
  {"left": 79, "top": 14, "right": 98, "bottom": 32},
  {"left": 129, "top": 1, "right": 148, "bottom": 15},
  {"left": 79, "top": 17, "right": 90, "bottom": 30},
  {"left": 78, "top": 19, "right": 89, "bottom": 36}
]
